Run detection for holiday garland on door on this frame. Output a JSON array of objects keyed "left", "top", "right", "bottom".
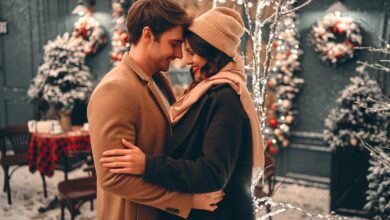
[
  {"left": 27, "top": 33, "right": 94, "bottom": 114},
  {"left": 110, "top": 1, "right": 130, "bottom": 65},
  {"left": 263, "top": 11, "right": 304, "bottom": 155},
  {"left": 323, "top": 72, "right": 388, "bottom": 150},
  {"left": 311, "top": 11, "right": 362, "bottom": 66},
  {"left": 71, "top": 14, "right": 107, "bottom": 55}
]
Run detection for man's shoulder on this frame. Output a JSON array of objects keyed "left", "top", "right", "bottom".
[
  {"left": 96, "top": 64, "right": 143, "bottom": 92},
  {"left": 103, "top": 64, "right": 139, "bottom": 84},
  {"left": 90, "top": 70, "right": 135, "bottom": 103}
]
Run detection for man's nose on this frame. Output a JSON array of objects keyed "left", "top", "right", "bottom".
[{"left": 175, "top": 47, "right": 183, "bottom": 59}]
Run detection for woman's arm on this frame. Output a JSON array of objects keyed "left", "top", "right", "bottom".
[{"left": 145, "top": 119, "right": 243, "bottom": 193}]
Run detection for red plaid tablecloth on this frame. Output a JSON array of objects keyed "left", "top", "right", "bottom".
[{"left": 28, "top": 127, "right": 91, "bottom": 177}]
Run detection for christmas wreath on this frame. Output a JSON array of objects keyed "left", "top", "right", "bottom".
[
  {"left": 311, "top": 12, "right": 362, "bottom": 65},
  {"left": 71, "top": 15, "right": 107, "bottom": 55}
]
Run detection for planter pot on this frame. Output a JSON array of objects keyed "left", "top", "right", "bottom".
[
  {"left": 59, "top": 111, "right": 72, "bottom": 132},
  {"left": 330, "top": 148, "right": 370, "bottom": 218}
]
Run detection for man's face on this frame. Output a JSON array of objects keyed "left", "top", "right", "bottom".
[{"left": 148, "top": 26, "right": 184, "bottom": 72}]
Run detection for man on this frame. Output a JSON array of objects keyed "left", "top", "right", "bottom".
[{"left": 87, "top": 0, "right": 222, "bottom": 219}]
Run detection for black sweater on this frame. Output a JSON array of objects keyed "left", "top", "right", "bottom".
[{"left": 144, "top": 85, "right": 254, "bottom": 220}]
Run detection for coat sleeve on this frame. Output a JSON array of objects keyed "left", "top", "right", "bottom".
[
  {"left": 87, "top": 80, "right": 192, "bottom": 218},
  {"left": 144, "top": 88, "right": 244, "bottom": 193}
]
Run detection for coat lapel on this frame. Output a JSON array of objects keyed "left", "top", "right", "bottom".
[
  {"left": 147, "top": 81, "right": 172, "bottom": 125},
  {"left": 153, "top": 72, "right": 176, "bottom": 105},
  {"left": 121, "top": 54, "right": 173, "bottom": 125}
]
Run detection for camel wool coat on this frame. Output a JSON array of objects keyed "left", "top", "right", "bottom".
[{"left": 87, "top": 54, "right": 193, "bottom": 220}]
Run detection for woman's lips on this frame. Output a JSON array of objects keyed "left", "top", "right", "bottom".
[{"left": 192, "top": 66, "right": 199, "bottom": 73}]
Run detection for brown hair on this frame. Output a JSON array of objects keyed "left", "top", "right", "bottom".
[
  {"left": 126, "top": 0, "right": 192, "bottom": 45},
  {"left": 184, "top": 30, "right": 233, "bottom": 79}
]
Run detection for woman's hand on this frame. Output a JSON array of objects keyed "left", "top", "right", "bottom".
[
  {"left": 99, "top": 139, "right": 146, "bottom": 175},
  {"left": 192, "top": 190, "right": 225, "bottom": 212}
]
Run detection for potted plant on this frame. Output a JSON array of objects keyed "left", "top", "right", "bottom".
[{"left": 27, "top": 33, "right": 93, "bottom": 131}]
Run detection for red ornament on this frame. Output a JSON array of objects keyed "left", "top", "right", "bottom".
[
  {"left": 269, "top": 145, "right": 278, "bottom": 155},
  {"left": 273, "top": 41, "right": 279, "bottom": 48},
  {"left": 111, "top": 54, "right": 119, "bottom": 61},
  {"left": 269, "top": 118, "right": 278, "bottom": 128},
  {"left": 332, "top": 21, "right": 341, "bottom": 33},
  {"left": 266, "top": 139, "right": 274, "bottom": 146},
  {"left": 333, "top": 23, "right": 346, "bottom": 34},
  {"left": 267, "top": 80, "right": 273, "bottom": 88},
  {"left": 121, "top": 33, "right": 128, "bottom": 46},
  {"left": 334, "top": 51, "right": 344, "bottom": 58},
  {"left": 338, "top": 28, "right": 345, "bottom": 34}
]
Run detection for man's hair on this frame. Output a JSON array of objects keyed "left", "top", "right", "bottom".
[
  {"left": 184, "top": 30, "right": 233, "bottom": 79},
  {"left": 126, "top": 0, "right": 192, "bottom": 45}
]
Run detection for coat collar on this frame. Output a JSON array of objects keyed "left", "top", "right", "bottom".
[
  {"left": 121, "top": 53, "right": 175, "bottom": 125},
  {"left": 121, "top": 53, "right": 150, "bottom": 83}
]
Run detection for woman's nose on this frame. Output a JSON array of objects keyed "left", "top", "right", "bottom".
[{"left": 185, "top": 56, "right": 192, "bottom": 65}]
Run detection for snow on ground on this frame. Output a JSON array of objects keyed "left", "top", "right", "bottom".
[
  {"left": 256, "top": 183, "right": 367, "bottom": 220},
  {"left": 0, "top": 166, "right": 367, "bottom": 220},
  {"left": 0, "top": 166, "right": 94, "bottom": 220}
]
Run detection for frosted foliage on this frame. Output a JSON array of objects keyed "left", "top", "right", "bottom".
[
  {"left": 27, "top": 33, "right": 93, "bottom": 113},
  {"left": 365, "top": 153, "right": 390, "bottom": 219},
  {"left": 323, "top": 73, "right": 388, "bottom": 150}
]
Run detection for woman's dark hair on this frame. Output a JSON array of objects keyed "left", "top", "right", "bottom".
[{"left": 184, "top": 30, "right": 233, "bottom": 79}]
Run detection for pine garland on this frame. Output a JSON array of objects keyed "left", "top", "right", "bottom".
[{"left": 263, "top": 10, "right": 303, "bottom": 155}]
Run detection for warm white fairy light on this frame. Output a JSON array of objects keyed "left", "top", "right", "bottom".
[
  {"left": 212, "top": 0, "right": 218, "bottom": 7},
  {"left": 111, "top": 1, "right": 130, "bottom": 66}
]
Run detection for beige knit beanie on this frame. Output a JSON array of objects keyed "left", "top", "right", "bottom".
[{"left": 188, "top": 7, "right": 245, "bottom": 58}]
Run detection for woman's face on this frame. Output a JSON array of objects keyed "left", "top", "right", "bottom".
[{"left": 184, "top": 40, "right": 207, "bottom": 80}]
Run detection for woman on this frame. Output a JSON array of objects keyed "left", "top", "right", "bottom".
[{"left": 100, "top": 7, "right": 265, "bottom": 219}]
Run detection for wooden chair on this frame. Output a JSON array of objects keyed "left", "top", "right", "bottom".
[
  {"left": 255, "top": 153, "right": 276, "bottom": 219},
  {"left": 0, "top": 124, "right": 47, "bottom": 205},
  {"left": 58, "top": 153, "right": 96, "bottom": 220}
]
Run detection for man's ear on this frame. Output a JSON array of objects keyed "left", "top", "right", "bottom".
[{"left": 142, "top": 26, "right": 154, "bottom": 42}]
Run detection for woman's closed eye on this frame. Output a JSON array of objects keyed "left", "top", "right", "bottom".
[{"left": 186, "top": 49, "right": 194, "bottom": 56}]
